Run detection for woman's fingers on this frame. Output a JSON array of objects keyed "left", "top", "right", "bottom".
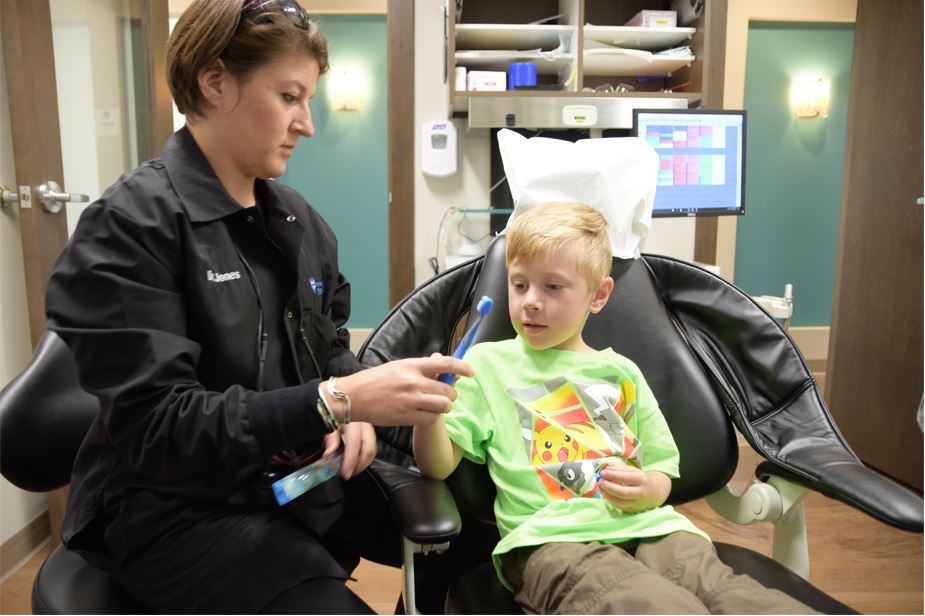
[
  {"left": 356, "top": 422, "right": 377, "bottom": 472},
  {"left": 339, "top": 423, "right": 361, "bottom": 479},
  {"left": 322, "top": 430, "right": 341, "bottom": 457},
  {"left": 338, "top": 422, "right": 378, "bottom": 480},
  {"left": 416, "top": 355, "right": 474, "bottom": 380},
  {"left": 335, "top": 356, "right": 473, "bottom": 426}
]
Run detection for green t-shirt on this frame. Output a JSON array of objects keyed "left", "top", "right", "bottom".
[{"left": 443, "top": 336, "right": 709, "bottom": 589}]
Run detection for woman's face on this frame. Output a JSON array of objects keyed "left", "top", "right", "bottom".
[{"left": 220, "top": 51, "right": 320, "bottom": 181}]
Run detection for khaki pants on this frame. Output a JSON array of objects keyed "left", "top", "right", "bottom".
[{"left": 500, "top": 533, "right": 818, "bottom": 614}]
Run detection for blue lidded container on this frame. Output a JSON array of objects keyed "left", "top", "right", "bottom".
[{"left": 508, "top": 62, "right": 537, "bottom": 90}]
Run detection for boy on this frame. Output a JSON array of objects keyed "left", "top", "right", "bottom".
[{"left": 413, "top": 203, "right": 816, "bottom": 614}]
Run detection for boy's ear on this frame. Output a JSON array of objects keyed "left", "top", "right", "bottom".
[
  {"left": 589, "top": 276, "right": 614, "bottom": 314},
  {"left": 197, "top": 59, "right": 231, "bottom": 111}
]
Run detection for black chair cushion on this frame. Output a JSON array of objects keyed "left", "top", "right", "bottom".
[
  {"left": 712, "top": 543, "right": 856, "bottom": 614},
  {"left": 32, "top": 544, "right": 149, "bottom": 615},
  {"left": 443, "top": 542, "right": 857, "bottom": 615},
  {"left": 0, "top": 331, "right": 100, "bottom": 492}
]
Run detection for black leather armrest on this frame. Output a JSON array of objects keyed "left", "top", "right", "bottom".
[
  {"left": 756, "top": 459, "right": 923, "bottom": 532},
  {"left": 368, "top": 460, "right": 462, "bottom": 545},
  {"left": 641, "top": 256, "right": 923, "bottom": 534}
]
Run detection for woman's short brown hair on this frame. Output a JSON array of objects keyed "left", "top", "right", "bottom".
[{"left": 167, "top": 0, "right": 329, "bottom": 120}]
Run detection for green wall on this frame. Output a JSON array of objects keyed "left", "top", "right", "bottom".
[
  {"left": 735, "top": 22, "right": 854, "bottom": 327},
  {"left": 280, "top": 14, "right": 388, "bottom": 328}
]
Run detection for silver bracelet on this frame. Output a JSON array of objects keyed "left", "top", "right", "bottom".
[
  {"left": 316, "top": 384, "right": 339, "bottom": 431},
  {"left": 327, "top": 377, "right": 351, "bottom": 424}
]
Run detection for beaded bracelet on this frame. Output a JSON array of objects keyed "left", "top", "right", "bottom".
[
  {"left": 327, "top": 377, "right": 351, "bottom": 425},
  {"left": 316, "top": 384, "right": 340, "bottom": 431}
]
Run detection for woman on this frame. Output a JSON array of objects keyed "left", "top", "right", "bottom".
[{"left": 44, "top": 0, "right": 470, "bottom": 612}]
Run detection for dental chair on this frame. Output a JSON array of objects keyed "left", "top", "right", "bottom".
[
  {"left": 0, "top": 329, "right": 430, "bottom": 614},
  {"left": 0, "top": 331, "right": 150, "bottom": 614},
  {"left": 359, "top": 234, "right": 924, "bottom": 614},
  {"left": 3, "top": 238, "right": 921, "bottom": 615}
]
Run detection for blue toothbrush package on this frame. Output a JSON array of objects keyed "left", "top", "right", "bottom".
[{"left": 272, "top": 449, "right": 343, "bottom": 506}]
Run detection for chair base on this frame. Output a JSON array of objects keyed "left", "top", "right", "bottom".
[
  {"left": 444, "top": 542, "right": 857, "bottom": 614},
  {"left": 32, "top": 543, "right": 149, "bottom": 615}
]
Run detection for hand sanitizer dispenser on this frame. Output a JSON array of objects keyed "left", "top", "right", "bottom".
[{"left": 422, "top": 120, "right": 457, "bottom": 177}]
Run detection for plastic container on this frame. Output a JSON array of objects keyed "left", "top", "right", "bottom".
[{"left": 508, "top": 62, "right": 537, "bottom": 90}]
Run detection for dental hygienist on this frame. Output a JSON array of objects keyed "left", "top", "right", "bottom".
[{"left": 44, "top": 1, "right": 472, "bottom": 613}]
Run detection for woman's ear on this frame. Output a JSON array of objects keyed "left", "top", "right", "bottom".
[
  {"left": 197, "top": 59, "right": 231, "bottom": 112},
  {"left": 589, "top": 276, "right": 614, "bottom": 314}
]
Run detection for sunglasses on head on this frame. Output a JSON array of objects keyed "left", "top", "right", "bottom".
[{"left": 241, "top": 0, "right": 311, "bottom": 30}]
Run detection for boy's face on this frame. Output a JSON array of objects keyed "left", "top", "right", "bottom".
[{"left": 508, "top": 247, "right": 612, "bottom": 353}]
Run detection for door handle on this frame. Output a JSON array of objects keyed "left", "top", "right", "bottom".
[
  {"left": 1, "top": 182, "right": 89, "bottom": 214},
  {"left": 37, "top": 181, "right": 89, "bottom": 214},
  {"left": 0, "top": 185, "right": 18, "bottom": 209}
]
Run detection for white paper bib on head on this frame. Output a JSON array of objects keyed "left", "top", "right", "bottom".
[{"left": 497, "top": 129, "right": 659, "bottom": 259}]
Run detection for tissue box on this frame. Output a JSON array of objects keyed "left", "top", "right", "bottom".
[
  {"left": 467, "top": 71, "right": 506, "bottom": 92},
  {"left": 625, "top": 10, "right": 677, "bottom": 28}
]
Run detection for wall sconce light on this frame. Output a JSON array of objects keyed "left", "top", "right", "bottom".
[
  {"left": 791, "top": 77, "right": 831, "bottom": 118},
  {"left": 331, "top": 68, "right": 365, "bottom": 111}
]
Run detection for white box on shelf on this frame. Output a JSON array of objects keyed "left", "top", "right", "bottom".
[
  {"left": 467, "top": 70, "right": 506, "bottom": 91},
  {"left": 625, "top": 10, "right": 677, "bottom": 28}
]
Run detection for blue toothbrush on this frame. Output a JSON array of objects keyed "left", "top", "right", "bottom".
[{"left": 438, "top": 295, "right": 493, "bottom": 384}]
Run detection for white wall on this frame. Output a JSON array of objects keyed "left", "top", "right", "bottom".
[
  {"left": 52, "top": 0, "right": 133, "bottom": 230},
  {"left": 0, "top": 26, "right": 50, "bottom": 547},
  {"left": 412, "top": 0, "right": 696, "bottom": 287},
  {"left": 414, "top": 0, "right": 491, "bottom": 286},
  {"left": 53, "top": 24, "right": 101, "bottom": 236}
]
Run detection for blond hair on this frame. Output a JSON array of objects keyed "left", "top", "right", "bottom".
[
  {"left": 506, "top": 203, "right": 612, "bottom": 286},
  {"left": 167, "top": 0, "right": 330, "bottom": 120}
]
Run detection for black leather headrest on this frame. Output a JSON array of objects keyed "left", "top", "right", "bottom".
[{"left": 0, "top": 330, "right": 99, "bottom": 492}]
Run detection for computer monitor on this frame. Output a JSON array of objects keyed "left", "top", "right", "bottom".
[{"left": 632, "top": 108, "right": 746, "bottom": 218}]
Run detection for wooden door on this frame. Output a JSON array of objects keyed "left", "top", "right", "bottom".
[
  {"left": 1, "top": 0, "right": 171, "bottom": 543},
  {"left": 827, "top": 0, "right": 923, "bottom": 490},
  {"left": 387, "top": 0, "right": 415, "bottom": 305}
]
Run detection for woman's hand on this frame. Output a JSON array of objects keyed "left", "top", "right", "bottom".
[
  {"left": 319, "top": 422, "right": 376, "bottom": 480},
  {"left": 598, "top": 466, "right": 672, "bottom": 513},
  {"left": 338, "top": 422, "right": 376, "bottom": 479},
  {"left": 330, "top": 356, "right": 474, "bottom": 427}
]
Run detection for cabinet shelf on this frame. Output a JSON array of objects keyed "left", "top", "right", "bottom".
[
  {"left": 583, "top": 25, "right": 695, "bottom": 51},
  {"left": 455, "top": 50, "right": 573, "bottom": 74},
  {"left": 446, "top": 1, "right": 715, "bottom": 117},
  {"left": 451, "top": 89, "right": 701, "bottom": 115},
  {"left": 582, "top": 48, "right": 694, "bottom": 77},
  {"left": 455, "top": 24, "right": 573, "bottom": 51}
]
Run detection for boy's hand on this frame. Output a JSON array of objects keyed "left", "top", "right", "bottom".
[{"left": 598, "top": 466, "right": 671, "bottom": 513}]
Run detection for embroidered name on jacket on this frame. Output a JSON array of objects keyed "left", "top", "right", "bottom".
[{"left": 206, "top": 269, "right": 242, "bottom": 283}]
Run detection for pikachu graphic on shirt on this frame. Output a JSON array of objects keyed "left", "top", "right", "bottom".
[{"left": 509, "top": 376, "right": 642, "bottom": 500}]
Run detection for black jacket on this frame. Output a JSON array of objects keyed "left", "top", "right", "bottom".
[{"left": 46, "top": 128, "right": 362, "bottom": 557}]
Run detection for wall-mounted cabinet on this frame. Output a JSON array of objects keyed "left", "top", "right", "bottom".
[{"left": 448, "top": 0, "right": 723, "bottom": 115}]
